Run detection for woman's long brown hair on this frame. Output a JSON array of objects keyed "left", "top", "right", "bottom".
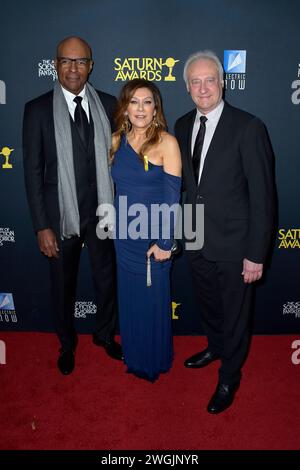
[{"left": 110, "top": 79, "right": 167, "bottom": 161}]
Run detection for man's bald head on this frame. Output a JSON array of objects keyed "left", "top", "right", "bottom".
[{"left": 56, "top": 36, "right": 92, "bottom": 59}]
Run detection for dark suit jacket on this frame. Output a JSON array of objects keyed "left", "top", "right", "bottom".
[
  {"left": 175, "top": 101, "right": 276, "bottom": 263},
  {"left": 23, "top": 87, "right": 117, "bottom": 238}
]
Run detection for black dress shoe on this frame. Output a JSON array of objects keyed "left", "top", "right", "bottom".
[
  {"left": 57, "top": 349, "right": 75, "bottom": 375},
  {"left": 93, "top": 335, "right": 124, "bottom": 361},
  {"left": 184, "top": 348, "right": 220, "bottom": 368},
  {"left": 207, "top": 382, "right": 239, "bottom": 414}
]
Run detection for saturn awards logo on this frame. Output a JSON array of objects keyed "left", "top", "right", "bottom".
[
  {"left": 223, "top": 50, "right": 246, "bottom": 91},
  {"left": 38, "top": 59, "right": 57, "bottom": 81},
  {"left": 0, "top": 146, "right": 14, "bottom": 170},
  {"left": 114, "top": 57, "right": 179, "bottom": 82},
  {"left": 172, "top": 301, "right": 181, "bottom": 320},
  {"left": 278, "top": 229, "right": 300, "bottom": 249}
]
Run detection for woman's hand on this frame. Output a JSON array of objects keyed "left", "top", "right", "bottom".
[{"left": 146, "top": 244, "right": 171, "bottom": 262}]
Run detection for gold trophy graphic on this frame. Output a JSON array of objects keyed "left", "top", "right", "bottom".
[
  {"left": 164, "top": 57, "right": 179, "bottom": 81},
  {"left": 172, "top": 301, "right": 181, "bottom": 320},
  {"left": 0, "top": 146, "right": 14, "bottom": 169}
]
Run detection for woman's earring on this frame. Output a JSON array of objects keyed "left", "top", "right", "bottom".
[
  {"left": 152, "top": 114, "right": 159, "bottom": 128},
  {"left": 121, "top": 114, "right": 131, "bottom": 134}
]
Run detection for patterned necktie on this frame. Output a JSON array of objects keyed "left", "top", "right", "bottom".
[
  {"left": 73, "top": 96, "right": 89, "bottom": 146},
  {"left": 192, "top": 115, "right": 207, "bottom": 184}
]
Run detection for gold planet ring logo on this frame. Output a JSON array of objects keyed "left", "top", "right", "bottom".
[
  {"left": 0, "top": 147, "right": 14, "bottom": 169},
  {"left": 164, "top": 58, "right": 179, "bottom": 81}
]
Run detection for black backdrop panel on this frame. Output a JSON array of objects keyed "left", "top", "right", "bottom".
[{"left": 1, "top": 0, "right": 299, "bottom": 334}]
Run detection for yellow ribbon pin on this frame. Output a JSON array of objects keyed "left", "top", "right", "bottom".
[{"left": 143, "top": 155, "right": 149, "bottom": 172}]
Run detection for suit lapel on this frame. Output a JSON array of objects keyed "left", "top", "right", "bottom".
[
  {"left": 87, "top": 110, "right": 94, "bottom": 152},
  {"left": 184, "top": 109, "right": 197, "bottom": 189},
  {"left": 187, "top": 110, "right": 196, "bottom": 160}
]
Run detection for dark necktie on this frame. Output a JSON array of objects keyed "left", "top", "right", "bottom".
[
  {"left": 73, "top": 96, "right": 89, "bottom": 146},
  {"left": 192, "top": 115, "right": 207, "bottom": 184}
]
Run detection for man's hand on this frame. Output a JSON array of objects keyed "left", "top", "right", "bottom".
[
  {"left": 242, "top": 258, "right": 263, "bottom": 284},
  {"left": 146, "top": 244, "right": 171, "bottom": 262},
  {"left": 37, "top": 229, "right": 59, "bottom": 258}
]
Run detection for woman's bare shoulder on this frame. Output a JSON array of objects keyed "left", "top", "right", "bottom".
[
  {"left": 159, "top": 131, "right": 180, "bottom": 151},
  {"left": 160, "top": 131, "right": 178, "bottom": 143}
]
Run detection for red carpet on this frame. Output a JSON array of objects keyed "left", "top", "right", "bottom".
[{"left": 0, "top": 333, "right": 299, "bottom": 450}]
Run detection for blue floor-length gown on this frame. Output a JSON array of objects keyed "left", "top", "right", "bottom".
[{"left": 111, "top": 137, "right": 180, "bottom": 381}]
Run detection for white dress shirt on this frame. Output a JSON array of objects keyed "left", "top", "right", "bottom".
[
  {"left": 61, "top": 85, "right": 90, "bottom": 122},
  {"left": 191, "top": 100, "right": 224, "bottom": 184}
]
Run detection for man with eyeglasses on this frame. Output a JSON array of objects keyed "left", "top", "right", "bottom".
[
  {"left": 175, "top": 50, "right": 276, "bottom": 413},
  {"left": 23, "top": 36, "right": 123, "bottom": 375}
]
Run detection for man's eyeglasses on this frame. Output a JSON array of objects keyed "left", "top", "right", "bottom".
[{"left": 57, "top": 57, "right": 92, "bottom": 67}]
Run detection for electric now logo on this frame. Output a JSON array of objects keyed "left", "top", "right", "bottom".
[
  {"left": 223, "top": 50, "right": 246, "bottom": 73},
  {"left": 291, "top": 340, "right": 300, "bottom": 365},
  {"left": 0, "top": 340, "right": 6, "bottom": 364}
]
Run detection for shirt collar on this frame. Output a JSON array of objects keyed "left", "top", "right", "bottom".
[
  {"left": 196, "top": 99, "right": 224, "bottom": 123},
  {"left": 60, "top": 84, "right": 87, "bottom": 106}
]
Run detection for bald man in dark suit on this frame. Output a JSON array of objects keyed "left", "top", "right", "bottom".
[{"left": 23, "top": 37, "right": 123, "bottom": 375}]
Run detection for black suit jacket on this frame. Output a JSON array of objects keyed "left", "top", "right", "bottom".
[
  {"left": 175, "top": 102, "right": 276, "bottom": 263},
  {"left": 23, "top": 87, "right": 117, "bottom": 238}
]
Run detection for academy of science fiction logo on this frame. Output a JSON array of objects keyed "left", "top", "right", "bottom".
[
  {"left": 0, "top": 228, "right": 15, "bottom": 247},
  {"left": 38, "top": 59, "right": 57, "bottom": 81},
  {"left": 223, "top": 50, "right": 246, "bottom": 91},
  {"left": 74, "top": 301, "right": 96, "bottom": 319},
  {"left": 283, "top": 302, "right": 300, "bottom": 319},
  {"left": 114, "top": 57, "right": 179, "bottom": 82},
  {"left": 278, "top": 228, "right": 300, "bottom": 249}
]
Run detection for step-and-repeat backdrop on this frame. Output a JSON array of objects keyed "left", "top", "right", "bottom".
[{"left": 1, "top": 0, "right": 299, "bottom": 335}]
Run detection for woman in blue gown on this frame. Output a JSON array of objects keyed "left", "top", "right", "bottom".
[{"left": 110, "top": 79, "right": 181, "bottom": 382}]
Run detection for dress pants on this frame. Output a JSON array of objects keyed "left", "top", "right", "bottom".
[
  {"left": 187, "top": 250, "right": 253, "bottom": 385},
  {"left": 49, "top": 219, "right": 116, "bottom": 351}
]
